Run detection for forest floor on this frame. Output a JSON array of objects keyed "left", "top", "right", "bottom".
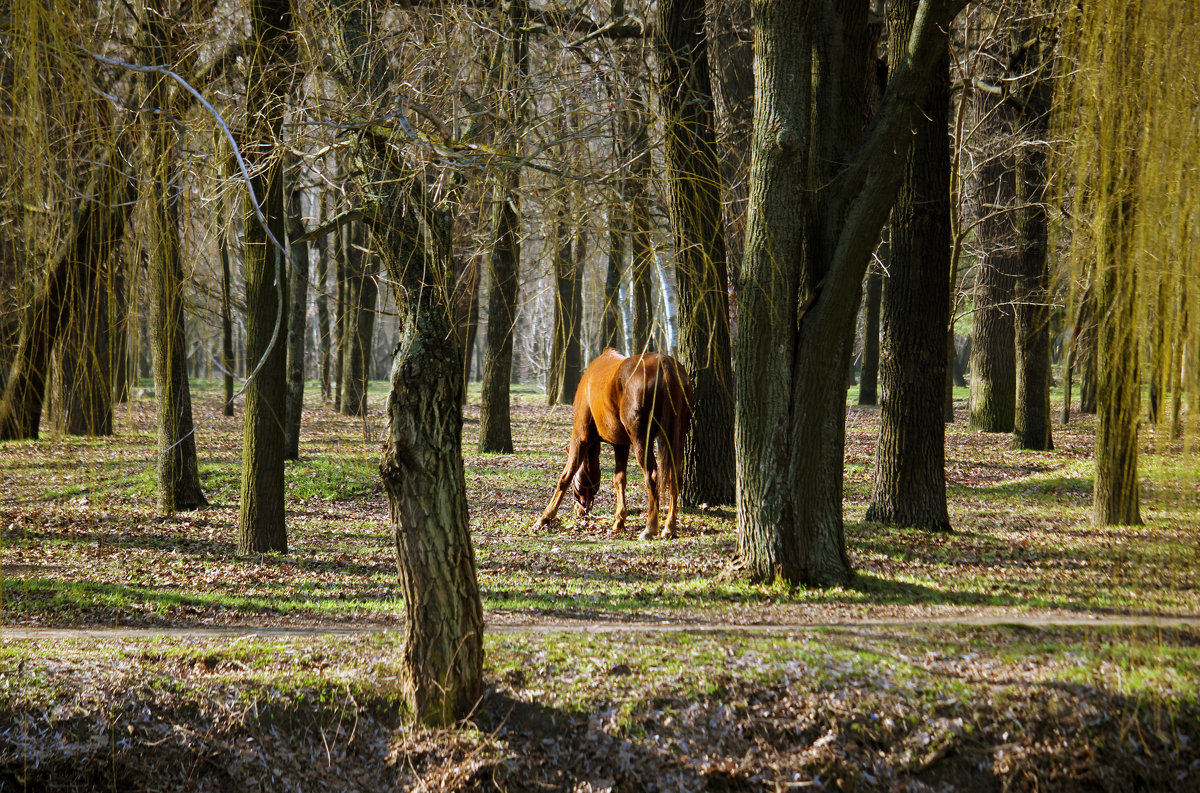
[{"left": 1, "top": 382, "right": 1198, "bottom": 791}]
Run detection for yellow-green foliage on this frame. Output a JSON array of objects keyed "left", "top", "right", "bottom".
[{"left": 1056, "top": 0, "right": 1200, "bottom": 522}]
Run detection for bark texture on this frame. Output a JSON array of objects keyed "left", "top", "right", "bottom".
[
  {"left": 735, "top": 0, "right": 964, "bottom": 587},
  {"left": 865, "top": 3, "right": 951, "bottom": 532},
  {"left": 657, "top": 0, "right": 735, "bottom": 506},
  {"left": 139, "top": 2, "right": 206, "bottom": 511}
]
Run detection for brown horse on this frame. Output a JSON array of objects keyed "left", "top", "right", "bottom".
[{"left": 535, "top": 349, "right": 693, "bottom": 540}]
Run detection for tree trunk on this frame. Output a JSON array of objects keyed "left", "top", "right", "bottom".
[
  {"left": 1094, "top": 191, "right": 1141, "bottom": 526},
  {"left": 333, "top": 221, "right": 347, "bottom": 412},
  {"left": 478, "top": 0, "right": 527, "bottom": 453},
  {"left": 966, "top": 101, "right": 1017, "bottom": 432},
  {"left": 50, "top": 237, "right": 113, "bottom": 436},
  {"left": 137, "top": 3, "right": 207, "bottom": 512},
  {"left": 858, "top": 262, "right": 882, "bottom": 406},
  {"left": 314, "top": 222, "right": 332, "bottom": 404},
  {"left": 456, "top": 255, "right": 480, "bottom": 400},
  {"left": 340, "top": 222, "right": 376, "bottom": 418},
  {"left": 284, "top": 175, "right": 309, "bottom": 459},
  {"left": 735, "top": 0, "right": 962, "bottom": 587},
  {"left": 865, "top": 5, "right": 951, "bottom": 532},
  {"left": 378, "top": 207, "right": 483, "bottom": 727},
  {"left": 601, "top": 200, "right": 626, "bottom": 351},
  {"left": 220, "top": 205, "right": 236, "bottom": 417},
  {"left": 657, "top": 0, "right": 735, "bottom": 506},
  {"left": 1012, "top": 145, "right": 1053, "bottom": 450},
  {"left": 547, "top": 207, "right": 582, "bottom": 406},
  {"left": 627, "top": 86, "right": 655, "bottom": 354},
  {"left": 331, "top": 0, "right": 483, "bottom": 726},
  {"left": 238, "top": 0, "right": 293, "bottom": 554}
]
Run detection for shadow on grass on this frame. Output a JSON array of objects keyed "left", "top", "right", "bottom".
[
  {"left": 949, "top": 475, "right": 1093, "bottom": 499},
  {"left": 1, "top": 576, "right": 405, "bottom": 625}
]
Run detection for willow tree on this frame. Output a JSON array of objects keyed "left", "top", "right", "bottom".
[
  {"left": 238, "top": 0, "right": 294, "bottom": 554},
  {"left": 0, "top": 3, "right": 133, "bottom": 441},
  {"left": 138, "top": 0, "right": 209, "bottom": 512},
  {"left": 734, "top": 0, "right": 966, "bottom": 587},
  {"left": 1057, "top": 0, "right": 1200, "bottom": 526}
]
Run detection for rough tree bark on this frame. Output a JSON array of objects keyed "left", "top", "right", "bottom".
[
  {"left": 331, "top": 0, "right": 483, "bottom": 725},
  {"left": 865, "top": 0, "right": 951, "bottom": 532},
  {"left": 657, "top": 0, "right": 735, "bottom": 506},
  {"left": 735, "top": 0, "right": 965, "bottom": 587}
]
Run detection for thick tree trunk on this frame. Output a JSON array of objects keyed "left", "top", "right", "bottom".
[
  {"left": 967, "top": 107, "right": 1017, "bottom": 432},
  {"left": 238, "top": 0, "right": 293, "bottom": 554},
  {"left": 657, "top": 0, "right": 735, "bottom": 506},
  {"left": 378, "top": 209, "right": 483, "bottom": 727},
  {"left": 735, "top": 0, "right": 962, "bottom": 587},
  {"left": 865, "top": 7, "right": 951, "bottom": 533},
  {"left": 284, "top": 177, "right": 309, "bottom": 459},
  {"left": 330, "top": 0, "right": 483, "bottom": 726},
  {"left": 1012, "top": 147, "right": 1053, "bottom": 450}
]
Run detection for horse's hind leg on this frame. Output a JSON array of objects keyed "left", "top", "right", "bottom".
[
  {"left": 662, "top": 415, "right": 688, "bottom": 540},
  {"left": 612, "top": 444, "right": 629, "bottom": 536},
  {"left": 635, "top": 436, "right": 660, "bottom": 541},
  {"left": 660, "top": 438, "right": 679, "bottom": 540}
]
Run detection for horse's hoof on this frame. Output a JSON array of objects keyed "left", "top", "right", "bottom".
[
  {"left": 638, "top": 527, "right": 657, "bottom": 541},
  {"left": 662, "top": 528, "right": 676, "bottom": 540}
]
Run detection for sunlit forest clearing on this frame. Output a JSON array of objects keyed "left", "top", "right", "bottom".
[{"left": 3, "top": 385, "right": 1198, "bottom": 789}]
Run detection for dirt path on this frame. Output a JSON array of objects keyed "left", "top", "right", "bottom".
[{"left": 3, "top": 612, "right": 1198, "bottom": 641}]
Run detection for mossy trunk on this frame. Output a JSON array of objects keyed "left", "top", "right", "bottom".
[{"left": 237, "top": 0, "right": 293, "bottom": 554}]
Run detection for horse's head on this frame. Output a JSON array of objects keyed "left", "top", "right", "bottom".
[{"left": 571, "top": 441, "right": 602, "bottom": 516}]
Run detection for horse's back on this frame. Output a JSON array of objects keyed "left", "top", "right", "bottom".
[
  {"left": 617, "top": 353, "right": 692, "bottom": 435},
  {"left": 576, "top": 349, "right": 628, "bottom": 443}
]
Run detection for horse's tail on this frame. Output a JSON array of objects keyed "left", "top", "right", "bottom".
[{"left": 655, "top": 354, "right": 693, "bottom": 465}]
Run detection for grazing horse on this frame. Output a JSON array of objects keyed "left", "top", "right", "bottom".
[{"left": 535, "top": 349, "right": 693, "bottom": 540}]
